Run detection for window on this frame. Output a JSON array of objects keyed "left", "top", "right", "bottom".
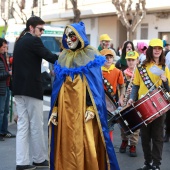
[
  {"left": 41, "top": 37, "right": 60, "bottom": 53},
  {"left": 140, "top": 23, "right": 148, "bottom": 39}
]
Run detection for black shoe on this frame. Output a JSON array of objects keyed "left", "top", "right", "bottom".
[
  {"left": 16, "top": 165, "right": 36, "bottom": 170},
  {"left": 137, "top": 163, "right": 153, "bottom": 170},
  {"left": 119, "top": 140, "right": 128, "bottom": 153},
  {"left": 33, "top": 160, "right": 49, "bottom": 167},
  {"left": 2, "top": 131, "right": 16, "bottom": 138}
]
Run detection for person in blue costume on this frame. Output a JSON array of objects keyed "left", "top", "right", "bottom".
[{"left": 48, "top": 21, "right": 120, "bottom": 170}]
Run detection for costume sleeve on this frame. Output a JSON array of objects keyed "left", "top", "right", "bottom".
[
  {"left": 52, "top": 106, "right": 57, "bottom": 113},
  {"left": 133, "top": 68, "right": 140, "bottom": 86},
  {"left": 86, "top": 106, "right": 95, "bottom": 113},
  {"left": 33, "top": 37, "right": 58, "bottom": 64},
  {"left": 117, "top": 70, "right": 124, "bottom": 85}
]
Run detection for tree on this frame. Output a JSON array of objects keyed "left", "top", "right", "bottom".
[
  {"left": 70, "top": 0, "right": 81, "bottom": 23},
  {"left": 12, "top": 0, "right": 27, "bottom": 24},
  {"left": 112, "top": 0, "right": 146, "bottom": 41},
  {"left": 0, "top": 0, "right": 9, "bottom": 31}
]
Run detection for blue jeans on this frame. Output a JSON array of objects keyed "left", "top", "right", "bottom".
[{"left": 0, "top": 87, "right": 10, "bottom": 134}]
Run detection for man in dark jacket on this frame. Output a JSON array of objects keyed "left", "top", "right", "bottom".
[
  {"left": 12, "top": 16, "right": 58, "bottom": 170},
  {"left": 0, "top": 38, "right": 13, "bottom": 141}
]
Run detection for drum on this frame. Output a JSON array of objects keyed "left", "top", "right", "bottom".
[
  {"left": 114, "top": 106, "right": 144, "bottom": 135},
  {"left": 105, "top": 94, "right": 117, "bottom": 130},
  {"left": 114, "top": 87, "right": 170, "bottom": 135},
  {"left": 133, "top": 87, "right": 170, "bottom": 125}
]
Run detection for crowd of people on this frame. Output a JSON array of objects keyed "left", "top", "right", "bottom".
[{"left": 0, "top": 16, "right": 170, "bottom": 170}]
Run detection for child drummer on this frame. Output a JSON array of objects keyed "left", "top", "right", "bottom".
[
  {"left": 100, "top": 49, "right": 125, "bottom": 141},
  {"left": 128, "top": 38, "right": 170, "bottom": 170},
  {"left": 119, "top": 50, "right": 140, "bottom": 157}
]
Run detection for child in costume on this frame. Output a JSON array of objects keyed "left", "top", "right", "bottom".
[
  {"left": 119, "top": 51, "right": 140, "bottom": 157},
  {"left": 48, "top": 22, "right": 120, "bottom": 170},
  {"left": 100, "top": 49, "right": 125, "bottom": 141},
  {"left": 128, "top": 39, "right": 170, "bottom": 170}
]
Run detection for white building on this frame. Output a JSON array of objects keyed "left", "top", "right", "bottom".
[{"left": 1, "top": 0, "right": 170, "bottom": 49}]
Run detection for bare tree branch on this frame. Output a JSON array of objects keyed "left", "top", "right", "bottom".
[
  {"left": 132, "top": 0, "right": 146, "bottom": 32},
  {"left": 112, "top": 0, "right": 146, "bottom": 40},
  {"left": 127, "top": 0, "right": 133, "bottom": 23},
  {"left": 0, "top": 1, "right": 8, "bottom": 27},
  {"left": 112, "top": 0, "right": 131, "bottom": 29},
  {"left": 16, "top": 0, "right": 27, "bottom": 24},
  {"left": 70, "top": 0, "right": 81, "bottom": 23},
  {"left": 10, "top": 2, "right": 17, "bottom": 23}
]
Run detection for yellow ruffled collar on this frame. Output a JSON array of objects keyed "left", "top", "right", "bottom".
[{"left": 58, "top": 45, "right": 100, "bottom": 68}]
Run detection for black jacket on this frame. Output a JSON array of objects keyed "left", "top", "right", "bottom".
[
  {"left": 12, "top": 33, "right": 58, "bottom": 100},
  {"left": 0, "top": 54, "right": 10, "bottom": 96}
]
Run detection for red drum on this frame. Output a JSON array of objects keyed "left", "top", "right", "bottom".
[
  {"left": 114, "top": 106, "right": 144, "bottom": 135},
  {"left": 114, "top": 87, "right": 170, "bottom": 135},
  {"left": 133, "top": 87, "right": 170, "bottom": 125}
]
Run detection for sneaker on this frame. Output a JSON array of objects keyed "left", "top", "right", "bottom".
[
  {"left": 16, "top": 165, "right": 36, "bottom": 170},
  {"left": 119, "top": 140, "right": 128, "bottom": 153},
  {"left": 152, "top": 165, "right": 160, "bottom": 170},
  {"left": 129, "top": 145, "right": 137, "bottom": 157},
  {"left": 33, "top": 160, "right": 49, "bottom": 167},
  {"left": 137, "top": 163, "right": 153, "bottom": 170},
  {"left": 2, "top": 131, "right": 16, "bottom": 138}
]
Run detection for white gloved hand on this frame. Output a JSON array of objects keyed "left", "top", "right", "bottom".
[
  {"left": 48, "top": 112, "right": 58, "bottom": 126},
  {"left": 85, "top": 110, "right": 95, "bottom": 123}
]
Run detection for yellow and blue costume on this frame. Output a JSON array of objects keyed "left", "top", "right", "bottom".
[{"left": 48, "top": 22, "right": 120, "bottom": 170}]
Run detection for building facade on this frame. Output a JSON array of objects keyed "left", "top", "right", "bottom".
[{"left": 1, "top": 0, "right": 170, "bottom": 49}]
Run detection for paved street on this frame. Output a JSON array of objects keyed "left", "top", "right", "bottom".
[{"left": 0, "top": 95, "right": 169, "bottom": 170}]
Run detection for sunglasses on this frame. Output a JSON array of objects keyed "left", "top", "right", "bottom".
[{"left": 36, "top": 27, "right": 45, "bottom": 32}]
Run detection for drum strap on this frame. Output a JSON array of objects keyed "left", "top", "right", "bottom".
[
  {"left": 137, "top": 64, "right": 156, "bottom": 91},
  {"left": 137, "top": 64, "right": 166, "bottom": 91},
  {"left": 103, "top": 77, "right": 117, "bottom": 103}
]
